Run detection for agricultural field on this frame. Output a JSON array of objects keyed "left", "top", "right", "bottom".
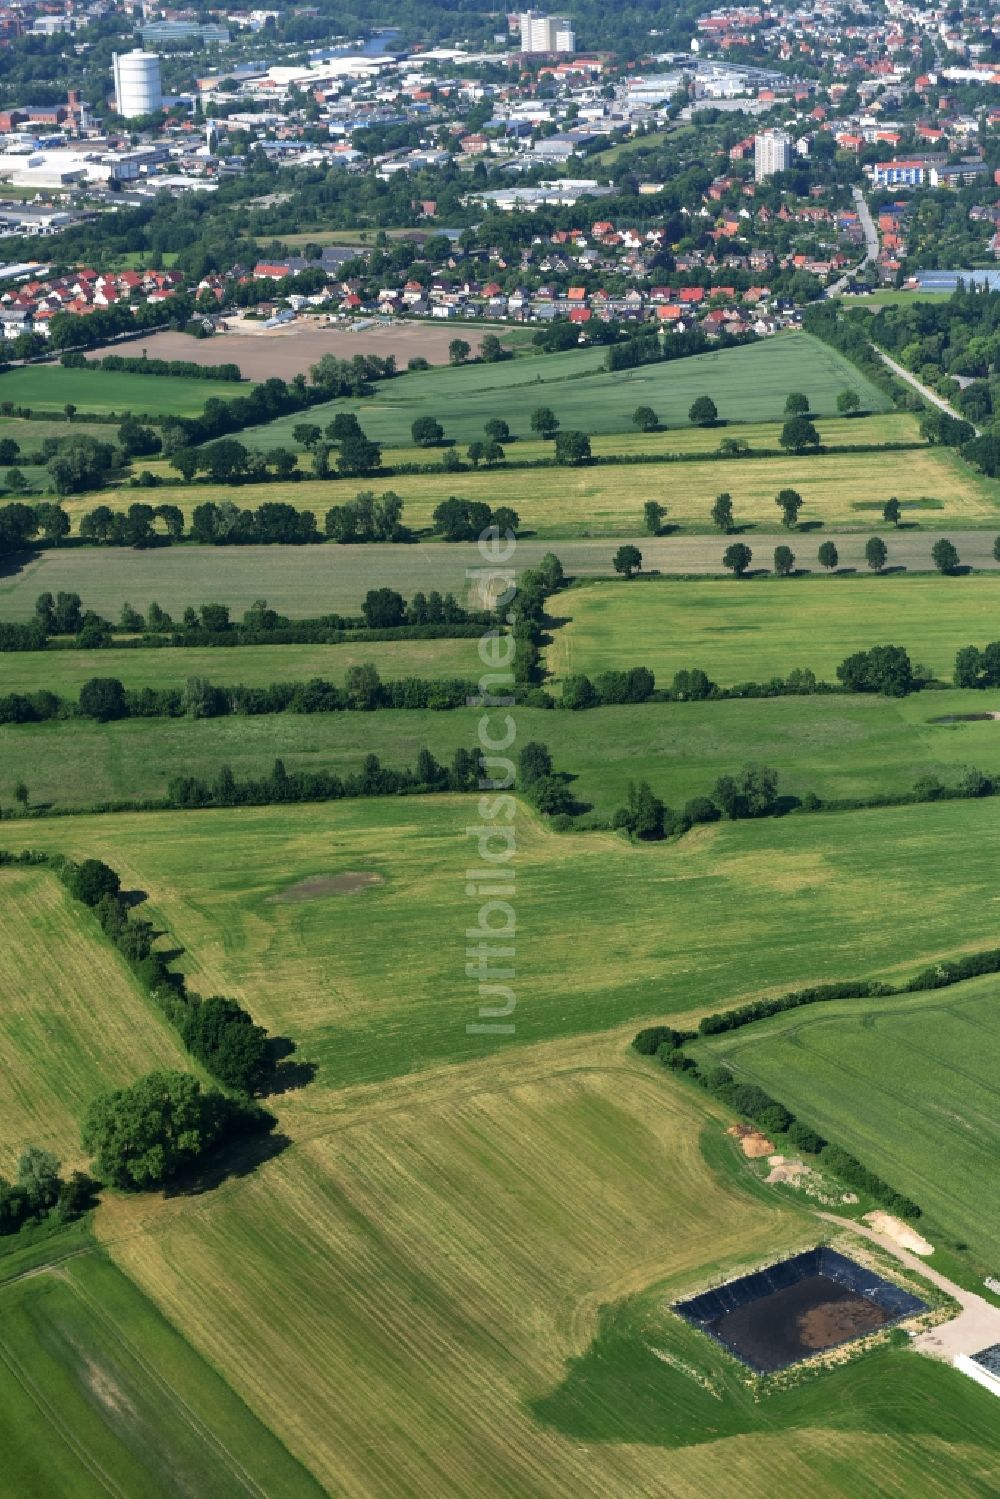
[
  {"left": 92, "top": 1041, "right": 1000, "bottom": 1499},
  {"left": 241, "top": 331, "right": 890, "bottom": 450},
  {"left": 52, "top": 441, "right": 995, "bottom": 538},
  {"left": 0, "top": 637, "right": 480, "bottom": 697},
  {"left": 550, "top": 574, "right": 1000, "bottom": 685},
  {"left": 4, "top": 688, "right": 1000, "bottom": 818},
  {"left": 7, "top": 533, "right": 1000, "bottom": 627},
  {"left": 0, "top": 1247, "right": 324, "bottom": 1498},
  {"left": 700, "top": 976, "right": 1000, "bottom": 1265},
  {"left": 18, "top": 795, "right": 1000, "bottom": 1091},
  {"left": 0, "top": 866, "right": 197, "bottom": 1170},
  {"left": 0, "top": 365, "right": 253, "bottom": 418}
]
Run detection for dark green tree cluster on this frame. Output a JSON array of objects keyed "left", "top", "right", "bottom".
[
  {"left": 325, "top": 490, "right": 405, "bottom": 543},
  {"left": 432, "top": 496, "right": 519, "bottom": 541},
  {"left": 0, "top": 1144, "right": 96, "bottom": 1235},
  {"left": 836, "top": 645, "right": 914, "bottom": 696}
]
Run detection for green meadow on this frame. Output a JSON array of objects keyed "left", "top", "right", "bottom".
[
  {"left": 0, "top": 365, "right": 253, "bottom": 418},
  {"left": 700, "top": 976, "right": 1000, "bottom": 1264},
  {"left": 0, "top": 1246, "right": 323, "bottom": 1498},
  {"left": 242, "top": 331, "right": 889, "bottom": 450},
  {"left": 2, "top": 688, "right": 999, "bottom": 817},
  {"left": 551, "top": 574, "right": 1000, "bottom": 685},
  {"left": 16, "top": 794, "right": 1000, "bottom": 1090},
  {"left": 0, "top": 637, "right": 479, "bottom": 697}
]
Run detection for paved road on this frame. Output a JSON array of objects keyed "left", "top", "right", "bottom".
[
  {"left": 819, "top": 1213, "right": 1000, "bottom": 1363},
  {"left": 828, "top": 186, "right": 879, "bottom": 296},
  {"left": 877, "top": 348, "right": 980, "bottom": 435}
]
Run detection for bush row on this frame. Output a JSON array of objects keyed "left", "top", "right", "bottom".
[{"left": 632, "top": 1024, "right": 922, "bottom": 1218}]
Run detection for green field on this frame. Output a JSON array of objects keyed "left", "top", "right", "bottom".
[
  {"left": 551, "top": 574, "right": 1000, "bottom": 684},
  {"left": 17, "top": 795, "right": 1000, "bottom": 1090},
  {"left": 700, "top": 976, "right": 1000, "bottom": 1264},
  {"left": 4, "top": 688, "right": 1000, "bottom": 818},
  {"left": 240, "top": 332, "right": 890, "bottom": 451},
  {"left": 0, "top": 1247, "right": 324, "bottom": 1498},
  {"left": 0, "top": 365, "right": 254, "bottom": 419},
  {"left": 1, "top": 637, "right": 480, "bottom": 698},
  {"left": 0, "top": 865, "right": 198, "bottom": 1170},
  {"left": 55, "top": 441, "right": 994, "bottom": 537}
]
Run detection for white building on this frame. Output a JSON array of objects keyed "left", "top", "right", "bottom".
[
  {"left": 754, "top": 129, "right": 793, "bottom": 181},
  {"left": 518, "top": 11, "right": 575, "bottom": 53},
  {"left": 112, "top": 50, "right": 162, "bottom": 119}
]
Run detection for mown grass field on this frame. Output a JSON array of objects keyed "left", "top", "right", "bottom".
[
  {"left": 0, "top": 365, "right": 254, "bottom": 418},
  {"left": 54, "top": 442, "right": 995, "bottom": 538},
  {"left": 551, "top": 574, "right": 1000, "bottom": 684},
  {"left": 3, "top": 689, "right": 999, "bottom": 817},
  {"left": 17, "top": 795, "right": 1000, "bottom": 1091},
  {"left": 92, "top": 1035, "right": 998, "bottom": 1499},
  {"left": 700, "top": 976, "right": 1000, "bottom": 1264},
  {"left": 0, "top": 1246, "right": 324, "bottom": 1498},
  {"left": 242, "top": 331, "right": 890, "bottom": 450},
  {"left": 1, "top": 637, "right": 480, "bottom": 697},
  {"left": 0, "top": 867, "right": 197, "bottom": 1170}
]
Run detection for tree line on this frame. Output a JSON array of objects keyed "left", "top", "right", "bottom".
[{"left": 61, "top": 351, "right": 244, "bottom": 382}]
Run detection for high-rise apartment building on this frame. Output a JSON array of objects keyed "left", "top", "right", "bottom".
[
  {"left": 754, "top": 129, "right": 793, "bottom": 181},
  {"left": 518, "top": 11, "right": 575, "bottom": 53}
]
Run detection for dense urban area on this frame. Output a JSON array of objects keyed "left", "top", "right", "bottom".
[{"left": 5, "top": 1, "right": 1000, "bottom": 1497}]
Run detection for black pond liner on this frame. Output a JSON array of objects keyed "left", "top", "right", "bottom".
[{"left": 674, "top": 1247, "right": 927, "bottom": 1373}]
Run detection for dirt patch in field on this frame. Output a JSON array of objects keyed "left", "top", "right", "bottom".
[
  {"left": 90, "top": 321, "right": 491, "bottom": 381},
  {"left": 765, "top": 1154, "right": 812, "bottom": 1185},
  {"left": 728, "top": 1123, "right": 774, "bottom": 1158},
  {"left": 863, "top": 1211, "right": 934, "bottom": 1256},
  {"left": 269, "top": 872, "right": 384, "bottom": 903}
]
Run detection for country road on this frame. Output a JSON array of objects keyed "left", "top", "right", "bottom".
[{"left": 876, "top": 347, "right": 980, "bottom": 435}]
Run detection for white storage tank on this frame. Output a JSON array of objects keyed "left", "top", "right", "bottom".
[{"left": 112, "top": 50, "right": 162, "bottom": 119}]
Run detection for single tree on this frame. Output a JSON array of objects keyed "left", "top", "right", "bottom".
[
  {"left": 775, "top": 488, "right": 803, "bottom": 528},
  {"left": 64, "top": 402, "right": 77, "bottom": 423},
  {"left": 632, "top": 405, "right": 659, "bottom": 432},
  {"left": 711, "top": 492, "right": 735, "bottom": 532},
  {"left": 480, "top": 333, "right": 504, "bottom": 363},
  {"left": 467, "top": 440, "right": 486, "bottom": 467},
  {"left": 484, "top": 418, "right": 510, "bottom": 443},
  {"left": 817, "top": 540, "right": 839, "bottom": 571},
  {"left": 718, "top": 436, "right": 749, "bottom": 458},
  {"left": 779, "top": 414, "right": 821, "bottom": 453},
  {"left": 170, "top": 448, "right": 199, "bottom": 483},
  {"left": 643, "top": 500, "right": 666, "bottom": 535},
  {"left": 613, "top": 544, "right": 643, "bottom": 578},
  {"left": 292, "top": 423, "right": 322, "bottom": 449},
  {"left": 411, "top": 415, "right": 444, "bottom": 447},
  {"left": 785, "top": 391, "right": 810, "bottom": 414},
  {"left": 530, "top": 406, "right": 559, "bottom": 439},
  {"left": 448, "top": 338, "right": 471, "bottom": 365},
  {"left": 78, "top": 677, "right": 128, "bottom": 723},
  {"left": 836, "top": 388, "right": 861, "bottom": 416},
  {"left": 554, "top": 430, "right": 591, "bottom": 465},
  {"left": 773, "top": 544, "right": 795, "bottom": 576},
  {"left": 14, "top": 780, "right": 28, "bottom": 810},
  {"left": 518, "top": 742, "right": 553, "bottom": 786},
  {"left": 723, "top": 542, "right": 752, "bottom": 576},
  {"left": 994, "top": 535, "right": 1000, "bottom": 564},
  {"left": 883, "top": 496, "right": 901, "bottom": 528},
  {"left": 932, "top": 537, "right": 960, "bottom": 574},
  {"left": 688, "top": 395, "right": 718, "bottom": 427},
  {"left": 865, "top": 536, "right": 888, "bottom": 573}
]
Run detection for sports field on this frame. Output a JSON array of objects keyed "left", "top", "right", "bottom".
[
  {"left": 0, "top": 866, "right": 196, "bottom": 1169},
  {"left": 550, "top": 574, "right": 1000, "bottom": 684},
  {"left": 0, "top": 637, "right": 479, "bottom": 697},
  {"left": 701, "top": 975, "right": 1000, "bottom": 1264},
  {"left": 242, "top": 331, "right": 890, "bottom": 450},
  {"left": 0, "top": 365, "right": 253, "bottom": 418},
  {"left": 0, "top": 1248, "right": 324, "bottom": 1498},
  {"left": 3, "top": 688, "right": 998, "bottom": 816},
  {"left": 53, "top": 442, "right": 994, "bottom": 537}
]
